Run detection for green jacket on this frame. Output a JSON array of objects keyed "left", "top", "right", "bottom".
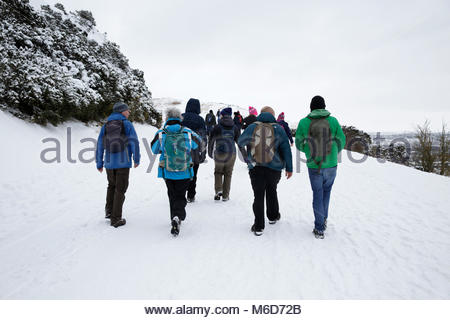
[{"left": 295, "top": 109, "right": 346, "bottom": 169}]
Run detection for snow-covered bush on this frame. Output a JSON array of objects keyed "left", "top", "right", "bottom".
[
  {"left": 342, "top": 125, "right": 372, "bottom": 154},
  {"left": 0, "top": 0, "right": 161, "bottom": 127}
]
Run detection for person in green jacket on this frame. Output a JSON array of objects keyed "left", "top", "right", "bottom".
[{"left": 295, "top": 96, "right": 346, "bottom": 239}]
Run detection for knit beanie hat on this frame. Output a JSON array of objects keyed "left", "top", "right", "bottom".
[
  {"left": 249, "top": 106, "right": 258, "bottom": 116},
  {"left": 310, "top": 96, "right": 326, "bottom": 110},
  {"left": 113, "top": 102, "right": 129, "bottom": 113},
  {"left": 220, "top": 107, "right": 232, "bottom": 116},
  {"left": 277, "top": 112, "right": 285, "bottom": 121}
]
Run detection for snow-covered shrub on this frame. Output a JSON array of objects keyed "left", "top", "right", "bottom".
[
  {"left": 342, "top": 126, "right": 372, "bottom": 154},
  {"left": 0, "top": 0, "right": 162, "bottom": 127}
]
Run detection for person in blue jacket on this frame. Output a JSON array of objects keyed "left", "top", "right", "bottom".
[
  {"left": 151, "top": 107, "right": 202, "bottom": 236},
  {"left": 238, "top": 106, "right": 293, "bottom": 236},
  {"left": 96, "top": 102, "right": 140, "bottom": 228},
  {"left": 181, "top": 98, "right": 207, "bottom": 203}
]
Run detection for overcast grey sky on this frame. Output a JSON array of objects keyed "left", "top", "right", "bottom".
[{"left": 31, "top": 0, "right": 450, "bottom": 131}]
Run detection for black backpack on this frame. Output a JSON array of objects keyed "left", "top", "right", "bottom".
[
  {"left": 215, "top": 125, "right": 235, "bottom": 154},
  {"left": 307, "top": 116, "right": 332, "bottom": 171},
  {"left": 205, "top": 113, "right": 214, "bottom": 126},
  {"left": 103, "top": 120, "right": 128, "bottom": 153}
]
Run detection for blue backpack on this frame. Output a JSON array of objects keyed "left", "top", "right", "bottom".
[{"left": 159, "top": 127, "right": 192, "bottom": 172}]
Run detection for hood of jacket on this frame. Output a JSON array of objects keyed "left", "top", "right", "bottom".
[
  {"left": 107, "top": 113, "right": 127, "bottom": 121},
  {"left": 307, "top": 109, "right": 331, "bottom": 119},
  {"left": 163, "top": 118, "right": 183, "bottom": 132},
  {"left": 185, "top": 98, "right": 201, "bottom": 114},
  {"left": 256, "top": 112, "right": 276, "bottom": 123},
  {"left": 219, "top": 115, "right": 234, "bottom": 129}
]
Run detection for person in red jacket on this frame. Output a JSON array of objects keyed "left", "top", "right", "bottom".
[{"left": 233, "top": 111, "right": 243, "bottom": 131}]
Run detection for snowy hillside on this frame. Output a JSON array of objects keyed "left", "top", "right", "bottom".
[
  {"left": 0, "top": 0, "right": 160, "bottom": 126},
  {"left": 153, "top": 97, "right": 247, "bottom": 115},
  {"left": 0, "top": 109, "right": 449, "bottom": 299}
]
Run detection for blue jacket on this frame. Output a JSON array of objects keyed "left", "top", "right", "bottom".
[
  {"left": 96, "top": 113, "right": 140, "bottom": 169},
  {"left": 238, "top": 112, "right": 293, "bottom": 172},
  {"left": 151, "top": 119, "right": 201, "bottom": 180}
]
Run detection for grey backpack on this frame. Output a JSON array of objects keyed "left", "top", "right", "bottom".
[{"left": 307, "top": 116, "right": 332, "bottom": 171}]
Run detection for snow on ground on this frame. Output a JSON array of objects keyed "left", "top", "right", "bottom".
[{"left": 0, "top": 110, "right": 449, "bottom": 299}]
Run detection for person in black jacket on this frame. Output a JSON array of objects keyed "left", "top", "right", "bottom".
[
  {"left": 181, "top": 98, "right": 207, "bottom": 203},
  {"left": 208, "top": 107, "right": 245, "bottom": 201},
  {"left": 216, "top": 109, "right": 221, "bottom": 122},
  {"left": 205, "top": 110, "right": 217, "bottom": 137},
  {"left": 277, "top": 112, "right": 294, "bottom": 146},
  {"left": 233, "top": 111, "right": 243, "bottom": 131},
  {"left": 243, "top": 106, "right": 258, "bottom": 130}
]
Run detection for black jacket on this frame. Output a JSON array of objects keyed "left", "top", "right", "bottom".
[
  {"left": 208, "top": 115, "right": 245, "bottom": 158},
  {"left": 181, "top": 98, "right": 207, "bottom": 163},
  {"left": 277, "top": 119, "right": 293, "bottom": 144},
  {"left": 205, "top": 111, "right": 217, "bottom": 127},
  {"left": 242, "top": 114, "right": 257, "bottom": 129}
]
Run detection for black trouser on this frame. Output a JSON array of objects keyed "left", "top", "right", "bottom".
[
  {"left": 187, "top": 163, "right": 199, "bottom": 199},
  {"left": 105, "top": 168, "right": 130, "bottom": 223},
  {"left": 249, "top": 166, "right": 281, "bottom": 230},
  {"left": 165, "top": 178, "right": 191, "bottom": 221}
]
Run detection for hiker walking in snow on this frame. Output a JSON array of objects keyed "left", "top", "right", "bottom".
[
  {"left": 205, "top": 109, "right": 217, "bottom": 137},
  {"left": 181, "top": 98, "right": 207, "bottom": 203},
  {"left": 96, "top": 102, "right": 140, "bottom": 228},
  {"left": 238, "top": 106, "right": 293, "bottom": 236},
  {"left": 242, "top": 106, "right": 258, "bottom": 130},
  {"left": 295, "top": 96, "right": 346, "bottom": 239},
  {"left": 151, "top": 108, "right": 202, "bottom": 236},
  {"left": 208, "top": 107, "right": 245, "bottom": 201},
  {"left": 277, "top": 112, "right": 294, "bottom": 146},
  {"left": 216, "top": 109, "right": 221, "bottom": 121},
  {"left": 233, "top": 111, "right": 243, "bottom": 131}
]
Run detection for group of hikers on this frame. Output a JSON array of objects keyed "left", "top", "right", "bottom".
[{"left": 95, "top": 96, "right": 346, "bottom": 239}]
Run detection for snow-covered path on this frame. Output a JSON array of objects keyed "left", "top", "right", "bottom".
[{"left": 0, "top": 111, "right": 449, "bottom": 299}]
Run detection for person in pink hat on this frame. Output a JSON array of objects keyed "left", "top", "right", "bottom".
[{"left": 243, "top": 106, "right": 258, "bottom": 130}]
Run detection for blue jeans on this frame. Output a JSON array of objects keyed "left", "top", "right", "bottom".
[{"left": 308, "top": 167, "right": 337, "bottom": 231}]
